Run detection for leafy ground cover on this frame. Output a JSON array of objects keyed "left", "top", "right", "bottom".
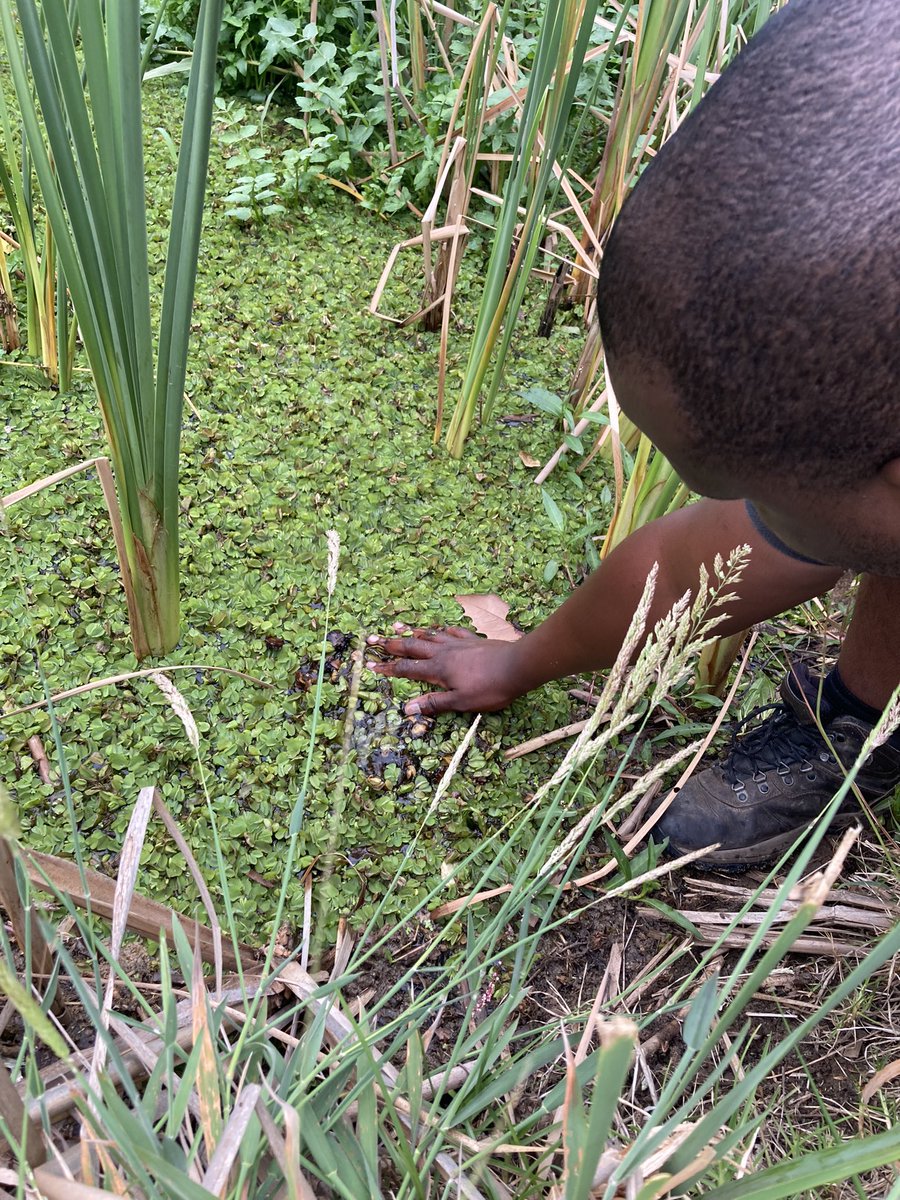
[{"left": 0, "top": 78, "right": 600, "bottom": 935}]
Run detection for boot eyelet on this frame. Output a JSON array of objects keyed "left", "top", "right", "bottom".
[
  {"left": 757, "top": 782, "right": 769, "bottom": 794},
  {"left": 751, "top": 770, "right": 766, "bottom": 783},
  {"left": 818, "top": 752, "right": 831, "bottom": 762},
  {"left": 731, "top": 780, "right": 745, "bottom": 792},
  {"left": 804, "top": 770, "right": 817, "bottom": 782},
  {"left": 736, "top": 790, "right": 748, "bottom": 803}
]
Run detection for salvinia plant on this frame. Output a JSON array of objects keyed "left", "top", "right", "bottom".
[{"left": 0, "top": 0, "right": 224, "bottom": 658}]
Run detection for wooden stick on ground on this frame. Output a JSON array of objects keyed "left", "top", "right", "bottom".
[
  {"left": 23, "top": 850, "right": 257, "bottom": 973},
  {"left": 0, "top": 837, "right": 55, "bottom": 998}
]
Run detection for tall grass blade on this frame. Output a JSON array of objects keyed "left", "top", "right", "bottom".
[
  {"left": 445, "top": 0, "right": 626, "bottom": 456},
  {"left": 703, "top": 1125, "right": 900, "bottom": 1199}
]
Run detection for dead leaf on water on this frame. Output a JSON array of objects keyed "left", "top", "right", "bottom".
[{"left": 455, "top": 594, "right": 523, "bottom": 642}]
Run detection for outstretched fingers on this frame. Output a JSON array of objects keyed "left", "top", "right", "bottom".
[
  {"left": 366, "top": 626, "right": 478, "bottom": 662},
  {"left": 364, "top": 623, "right": 519, "bottom": 715},
  {"left": 366, "top": 626, "right": 481, "bottom": 710}
]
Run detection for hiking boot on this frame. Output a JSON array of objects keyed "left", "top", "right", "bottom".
[{"left": 655, "top": 664, "right": 900, "bottom": 868}]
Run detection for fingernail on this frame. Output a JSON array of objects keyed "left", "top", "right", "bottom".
[
  {"left": 366, "top": 634, "right": 380, "bottom": 644},
  {"left": 365, "top": 660, "right": 378, "bottom": 670},
  {"left": 406, "top": 700, "right": 421, "bottom": 716}
]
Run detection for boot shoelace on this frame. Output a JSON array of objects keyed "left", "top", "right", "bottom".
[{"left": 722, "top": 703, "right": 828, "bottom": 788}]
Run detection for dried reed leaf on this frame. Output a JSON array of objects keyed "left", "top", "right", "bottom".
[
  {"left": 2, "top": 664, "right": 270, "bottom": 720},
  {"left": 789, "top": 826, "right": 858, "bottom": 907},
  {"left": 151, "top": 792, "right": 223, "bottom": 993},
  {"left": 329, "top": 918, "right": 355, "bottom": 983},
  {"left": 0, "top": 836, "right": 53, "bottom": 984},
  {"left": 31, "top": 1167, "right": 130, "bottom": 1200},
  {"left": 1, "top": 456, "right": 107, "bottom": 507},
  {"left": 430, "top": 841, "right": 715, "bottom": 920},
  {"left": 201, "top": 1084, "right": 260, "bottom": 1197},
  {"left": 257, "top": 1093, "right": 318, "bottom": 1200},
  {"left": 369, "top": 222, "right": 470, "bottom": 322},
  {"left": 0, "top": 1059, "right": 44, "bottom": 1168},
  {"left": 192, "top": 944, "right": 223, "bottom": 1161},
  {"left": 326, "top": 529, "right": 340, "bottom": 596},
  {"left": 81, "top": 788, "right": 156, "bottom": 1183},
  {"left": 861, "top": 1058, "right": 900, "bottom": 1106},
  {"left": 300, "top": 869, "right": 313, "bottom": 972},
  {"left": 687, "top": 876, "right": 900, "bottom": 921}
]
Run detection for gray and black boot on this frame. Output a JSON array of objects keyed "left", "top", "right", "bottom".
[{"left": 655, "top": 664, "right": 900, "bottom": 868}]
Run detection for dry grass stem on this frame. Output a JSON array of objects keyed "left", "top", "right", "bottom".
[
  {"left": 671, "top": 855, "right": 900, "bottom": 956},
  {"left": 2, "top": 663, "right": 269, "bottom": 720},
  {"left": 504, "top": 718, "right": 589, "bottom": 761}
]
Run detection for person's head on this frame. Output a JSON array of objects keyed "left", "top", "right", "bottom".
[{"left": 596, "top": 0, "right": 900, "bottom": 574}]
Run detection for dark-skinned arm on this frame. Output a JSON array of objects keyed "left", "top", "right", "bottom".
[{"left": 367, "top": 498, "right": 843, "bottom": 715}]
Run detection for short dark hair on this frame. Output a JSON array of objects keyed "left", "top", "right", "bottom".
[{"left": 596, "top": 0, "right": 900, "bottom": 487}]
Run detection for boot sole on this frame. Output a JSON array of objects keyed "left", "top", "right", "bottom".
[{"left": 665, "top": 809, "right": 864, "bottom": 871}]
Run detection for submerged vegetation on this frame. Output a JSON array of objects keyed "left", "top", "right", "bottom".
[{"left": 0, "top": 0, "right": 899, "bottom": 1195}]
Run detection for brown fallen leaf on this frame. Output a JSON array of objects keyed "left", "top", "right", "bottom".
[
  {"left": 519, "top": 451, "right": 540, "bottom": 468},
  {"left": 455, "top": 594, "right": 523, "bottom": 642}
]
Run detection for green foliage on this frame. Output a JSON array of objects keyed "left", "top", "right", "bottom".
[
  {"left": 0, "top": 78, "right": 591, "bottom": 936},
  {"left": 141, "top": 0, "right": 610, "bottom": 213},
  {"left": 144, "top": 0, "right": 440, "bottom": 208}
]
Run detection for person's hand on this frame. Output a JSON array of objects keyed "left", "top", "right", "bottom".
[{"left": 366, "top": 624, "right": 527, "bottom": 715}]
